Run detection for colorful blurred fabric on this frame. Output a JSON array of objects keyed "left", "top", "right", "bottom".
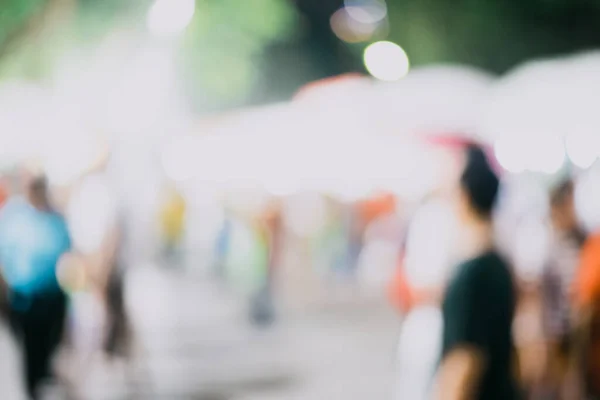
[
  {"left": 160, "top": 191, "right": 186, "bottom": 243},
  {"left": 574, "top": 233, "right": 600, "bottom": 307}
]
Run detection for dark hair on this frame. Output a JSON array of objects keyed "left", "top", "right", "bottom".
[
  {"left": 29, "top": 175, "right": 48, "bottom": 194},
  {"left": 549, "top": 179, "right": 574, "bottom": 209},
  {"left": 460, "top": 144, "right": 500, "bottom": 219}
]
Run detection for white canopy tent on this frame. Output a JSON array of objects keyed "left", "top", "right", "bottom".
[
  {"left": 0, "top": 81, "right": 105, "bottom": 184},
  {"left": 480, "top": 51, "right": 600, "bottom": 174},
  {"left": 165, "top": 66, "right": 497, "bottom": 202},
  {"left": 373, "top": 65, "right": 494, "bottom": 140}
]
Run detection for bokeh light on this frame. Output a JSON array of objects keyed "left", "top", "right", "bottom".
[
  {"left": 404, "top": 199, "right": 457, "bottom": 288},
  {"left": 147, "top": 0, "right": 196, "bottom": 38},
  {"left": 344, "top": 0, "right": 388, "bottom": 24},
  {"left": 330, "top": 8, "right": 379, "bottom": 43},
  {"left": 363, "top": 41, "right": 409, "bottom": 81},
  {"left": 67, "top": 175, "right": 117, "bottom": 254},
  {"left": 161, "top": 135, "right": 201, "bottom": 182},
  {"left": 495, "top": 134, "right": 565, "bottom": 174},
  {"left": 513, "top": 217, "right": 549, "bottom": 281},
  {"left": 494, "top": 137, "right": 527, "bottom": 174},
  {"left": 532, "top": 135, "right": 565, "bottom": 174},
  {"left": 566, "top": 131, "right": 598, "bottom": 169}
]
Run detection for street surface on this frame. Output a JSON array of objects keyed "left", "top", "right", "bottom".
[{"left": 0, "top": 266, "right": 400, "bottom": 399}]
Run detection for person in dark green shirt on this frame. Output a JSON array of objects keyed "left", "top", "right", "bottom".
[{"left": 437, "top": 144, "right": 520, "bottom": 400}]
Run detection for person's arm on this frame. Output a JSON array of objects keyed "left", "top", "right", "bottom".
[{"left": 436, "top": 346, "right": 485, "bottom": 400}]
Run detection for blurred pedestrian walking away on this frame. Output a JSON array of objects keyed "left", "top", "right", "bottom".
[
  {"left": 159, "top": 186, "right": 186, "bottom": 265},
  {"left": 435, "top": 145, "right": 520, "bottom": 400},
  {"left": 0, "top": 174, "right": 71, "bottom": 399},
  {"left": 537, "top": 179, "right": 586, "bottom": 399}
]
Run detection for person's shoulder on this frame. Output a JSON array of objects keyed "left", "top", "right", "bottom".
[
  {"left": 451, "top": 253, "right": 513, "bottom": 302},
  {"left": 0, "top": 197, "right": 28, "bottom": 218},
  {"left": 460, "top": 251, "right": 511, "bottom": 281},
  {"left": 3, "top": 197, "right": 26, "bottom": 210},
  {"left": 47, "top": 210, "right": 69, "bottom": 229}
]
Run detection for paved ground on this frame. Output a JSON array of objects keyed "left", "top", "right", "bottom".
[{"left": 0, "top": 266, "right": 401, "bottom": 399}]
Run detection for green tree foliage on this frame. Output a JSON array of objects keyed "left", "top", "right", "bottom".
[
  {"left": 0, "top": 0, "right": 46, "bottom": 50},
  {"left": 0, "top": 0, "right": 66, "bottom": 80},
  {"left": 2, "top": 0, "right": 600, "bottom": 107},
  {"left": 384, "top": 0, "right": 600, "bottom": 74},
  {"left": 180, "top": 0, "right": 298, "bottom": 109}
]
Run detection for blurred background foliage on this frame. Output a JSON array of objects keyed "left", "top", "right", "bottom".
[{"left": 2, "top": 0, "right": 600, "bottom": 110}]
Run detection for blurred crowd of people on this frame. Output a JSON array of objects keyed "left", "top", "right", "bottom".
[
  {"left": 3, "top": 134, "right": 600, "bottom": 400},
  {"left": 387, "top": 141, "right": 600, "bottom": 400}
]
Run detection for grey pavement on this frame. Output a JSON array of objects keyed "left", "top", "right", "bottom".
[{"left": 0, "top": 266, "right": 401, "bottom": 399}]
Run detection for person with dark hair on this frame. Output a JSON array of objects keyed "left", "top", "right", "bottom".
[
  {"left": 435, "top": 144, "right": 520, "bottom": 400},
  {"left": 538, "top": 178, "right": 586, "bottom": 398},
  {"left": 0, "top": 173, "right": 71, "bottom": 399}
]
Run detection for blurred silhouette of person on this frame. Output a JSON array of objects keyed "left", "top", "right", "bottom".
[
  {"left": 103, "top": 209, "right": 132, "bottom": 361},
  {"left": 249, "top": 205, "right": 281, "bottom": 326},
  {"left": 66, "top": 166, "right": 134, "bottom": 392},
  {"left": 393, "top": 194, "right": 458, "bottom": 400},
  {"left": 436, "top": 144, "right": 519, "bottom": 400},
  {"left": 392, "top": 142, "right": 463, "bottom": 400},
  {"left": 159, "top": 187, "right": 186, "bottom": 265},
  {"left": 394, "top": 195, "right": 457, "bottom": 312},
  {"left": 0, "top": 173, "right": 71, "bottom": 399},
  {"left": 214, "top": 210, "right": 233, "bottom": 280},
  {"left": 537, "top": 179, "right": 586, "bottom": 399},
  {"left": 389, "top": 136, "right": 467, "bottom": 315},
  {"left": 0, "top": 174, "right": 12, "bottom": 321}
]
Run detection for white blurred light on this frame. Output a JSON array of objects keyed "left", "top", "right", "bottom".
[
  {"left": 104, "top": 46, "right": 176, "bottom": 136},
  {"left": 495, "top": 135, "right": 565, "bottom": 174},
  {"left": 577, "top": 166, "right": 600, "bottom": 231},
  {"left": 162, "top": 135, "right": 201, "bottom": 182},
  {"left": 330, "top": 8, "right": 379, "bottom": 43},
  {"left": 344, "top": 0, "right": 387, "bottom": 24},
  {"left": 363, "top": 41, "right": 409, "bottom": 81},
  {"left": 357, "top": 239, "right": 397, "bottom": 289},
  {"left": 0, "top": 82, "right": 53, "bottom": 167},
  {"left": 566, "top": 132, "right": 598, "bottom": 169},
  {"left": 513, "top": 218, "right": 549, "bottom": 281},
  {"left": 42, "top": 114, "right": 105, "bottom": 186},
  {"left": 147, "top": 0, "right": 196, "bottom": 38},
  {"left": 67, "top": 175, "right": 117, "bottom": 254},
  {"left": 533, "top": 135, "right": 565, "bottom": 174},
  {"left": 494, "top": 137, "right": 526, "bottom": 174},
  {"left": 396, "top": 306, "right": 443, "bottom": 400},
  {"left": 404, "top": 199, "right": 457, "bottom": 288}
]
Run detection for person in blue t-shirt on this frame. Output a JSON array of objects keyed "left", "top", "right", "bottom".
[{"left": 0, "top": 174, "right": 71, "bottom": 399}]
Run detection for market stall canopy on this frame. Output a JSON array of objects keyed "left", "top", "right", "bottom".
[
  {"left": 373, "top": 65, "right": 494, "bottom": 140},
  {"left": 0, "top": 81, "right": 106, "bottom": 184},
  {"left": 481, "top": 51, "right": 600, "bottom": 173},
  {"left": 293, "top": 73, "right": 379, "bottom": 138},
  {"left": 164, "top": 100, "right": 439, "bottom": 201}
]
